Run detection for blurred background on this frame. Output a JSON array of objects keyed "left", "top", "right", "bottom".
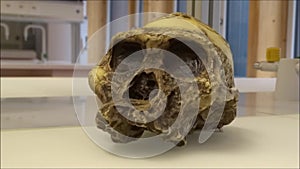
[
  {"left": 1, "top": 1, "right": 299, "bottom": 167},
  {"left": 1, "top": 0, "right": 299, "bottom": 77}
]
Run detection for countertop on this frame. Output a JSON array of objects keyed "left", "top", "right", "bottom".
[
  {"left": 0, "top": 77, "right": 276, "bottom": 98},
  {"left": 1, "top": 77, "right": 299, "bottom": 168},
  {"left": 1, "top": 60, "right": 93, "bottom": 77},
  {"left": 1, "top": 60, "right": 93, "bottom": 70},
  {"left": 1, "top": 114, "right": 299, "bottom": 168},
  {"left": 1, "top": 77, "right": 93, "bottom": 98}
]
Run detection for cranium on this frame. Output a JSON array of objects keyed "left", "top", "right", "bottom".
[{"left": 89, "top": 13, "right": 239, "bottom": 146}]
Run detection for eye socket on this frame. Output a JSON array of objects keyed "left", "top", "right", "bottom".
[
  {"left": 110, "top": 41, "right": 142, "bottom": 70},
  {"left": 128, "top": 72, "right": 158, "bottom": 100},
  {"left": 165, "top": 38, "right": 206, "bottom": 75}
]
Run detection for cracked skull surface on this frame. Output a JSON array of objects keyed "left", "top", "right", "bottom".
[{"left": 89, "top": 13, "right": 239, "bottom": 146}]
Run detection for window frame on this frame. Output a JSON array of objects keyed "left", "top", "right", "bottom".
[{"left": 286, "top": 0, "right": 297, "bottom": 59}]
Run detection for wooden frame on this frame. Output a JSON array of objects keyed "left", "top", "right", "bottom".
[
  {"left": 87, "top": 0, "right": 107, "bottom": 63},
  {"left": 247, "top": 1, "right": 288, "bottom": 77},
  {"left": 143, "top": 0, "right": 174, "bottom": 25}
]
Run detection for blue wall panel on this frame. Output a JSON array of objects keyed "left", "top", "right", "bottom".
[
  {"left": 295, "top": 0, "right": 300, "bottom": 58},
  {"left": 226, "top": 0, "right": 249, "bottom": 77},
  {"left": 177, "top": 0, "right": 187, "bottom": 13},
  {"left": 110, "top": 0, "right": 129, "bottom": 39}
]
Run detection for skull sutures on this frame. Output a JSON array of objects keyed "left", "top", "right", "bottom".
[{"left": 89, "top": 13, "right": 239, "bottom": 146}]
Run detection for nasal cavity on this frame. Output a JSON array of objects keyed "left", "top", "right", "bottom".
[{"left": 129, "top": 72, "right": 158, "bottom": 100}]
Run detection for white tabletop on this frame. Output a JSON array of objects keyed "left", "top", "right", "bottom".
[
  {"left": 1, "top": 77, "right": 276, "bottom": 98},
  {"left": 1, "top": 77, "right": 299, "bottom": 168},
  {"left": 1, "top": 77, "right": 93, "bottom": 98},
  {"left": 0, "top": 60, "right": 93, "bottom": 70},
  {"left": 1, "top": 114, "right": 299, "bottom": 168}
]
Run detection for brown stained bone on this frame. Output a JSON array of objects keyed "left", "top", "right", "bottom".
[{"left": 89, "top": 13, "right": 239, "bottom": 145}]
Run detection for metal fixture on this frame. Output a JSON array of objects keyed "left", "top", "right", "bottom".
[
  {"left": 1, "top": 1, "right": 84, "bottom": 22},
  {"left": 24, "top": 24, "right": 46, "bottom": 62},
  {"left": 1, "top": 23, "right": 10, "bottom": 40},
  {"left": 253, "top": 61, "right": 279, "bottom": 72}
]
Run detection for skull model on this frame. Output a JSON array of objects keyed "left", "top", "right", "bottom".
[{"left": 89, "top": 13, "right": 239, "bottom": 146}]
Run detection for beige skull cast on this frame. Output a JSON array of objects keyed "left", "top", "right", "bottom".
[{"left": 89, "top": 13, "right": 239, "bottom": 146}]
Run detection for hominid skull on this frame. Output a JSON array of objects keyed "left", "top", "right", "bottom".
[{"left": 89, "top": 13, "right": 239, "bottom": 146}]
